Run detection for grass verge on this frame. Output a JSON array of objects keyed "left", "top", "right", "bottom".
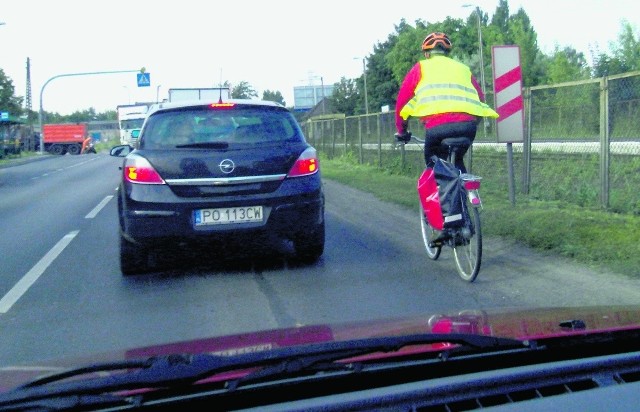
[{"left": 320, "top": 154, "right": 640, "bottom": 279}]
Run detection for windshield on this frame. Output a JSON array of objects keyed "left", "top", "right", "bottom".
[
  {"left": 1, "top": 0, "right": 639, "bottom": 408},
  {"left": 120, "top": 118, "right": 145, "bottom": 130}
]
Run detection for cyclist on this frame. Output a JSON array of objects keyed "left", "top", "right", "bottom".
[
  {"left": 81, "top": 135, "right": 94, "bottom": 154},
  {"left": 394, "top": 32, "right": 498, "bottom": 173}
]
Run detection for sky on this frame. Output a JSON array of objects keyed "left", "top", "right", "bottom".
[{"left": 1, "top": 0, "right": 637, "bottom": 115}]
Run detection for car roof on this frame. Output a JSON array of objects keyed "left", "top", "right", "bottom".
[{"left": 147, "top": 99, "right": 285, "bottom": 117}]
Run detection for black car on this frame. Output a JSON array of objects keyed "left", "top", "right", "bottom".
[{"left": 110, "top": 99, "right": 325, "bottom": 275}]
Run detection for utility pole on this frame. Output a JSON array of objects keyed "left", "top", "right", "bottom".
[{"left": 25, "top": 58, "right": 32, "bottom": 121}]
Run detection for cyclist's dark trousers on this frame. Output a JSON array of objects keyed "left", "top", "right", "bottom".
[{"left": 424, "top": 121, "right": 478, "bottom": 173}]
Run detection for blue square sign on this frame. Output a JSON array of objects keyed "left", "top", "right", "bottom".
[{"left": 137, "top": 73, "right": 151, "bottom": 87}]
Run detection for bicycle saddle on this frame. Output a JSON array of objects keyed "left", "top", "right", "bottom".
[{"left": 440, "top": 137, "right": 471, "bottom": 148}]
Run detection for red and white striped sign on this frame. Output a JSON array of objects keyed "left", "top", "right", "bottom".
[{"left": 491, "top": 46, "right": 524, "bottom": 143}]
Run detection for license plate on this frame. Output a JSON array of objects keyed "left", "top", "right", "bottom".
[{"left": 194, "top": 206, "right": 263, "bottom": 226}]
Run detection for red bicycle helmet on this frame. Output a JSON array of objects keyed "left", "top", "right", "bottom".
[{"left": 421, "top": 32, "right": 452, "bottom": 52}]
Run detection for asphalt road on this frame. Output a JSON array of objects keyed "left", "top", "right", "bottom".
[{"left": 1, "top": 153, "right": 639, "bottom": 366}]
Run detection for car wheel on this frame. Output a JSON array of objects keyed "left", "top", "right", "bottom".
[
  {"left": 67, "top": 144, "right": 81, "bottom": 155},
  {"left": 50, "top": 144, "right": 64, "bottom": 155},
  {"left": 120, "top": 233, "right": 150, "bottom": 276},
  {"left": 293, "top": 222, "right": 325, "bottom": 263}
]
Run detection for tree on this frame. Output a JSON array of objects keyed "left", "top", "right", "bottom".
[
  {"left": 545, "top": 46, "right": 590, "bottom": 84},
  {"left": 490, "top": 0, "right": 510, "bottom": 34},
  {"left": 507, "top": 8, "right": 543, "bottom": 86},
  {"left": 364, "top": 41, "right": 399, "bottom": 113},
  {"left": 612, "top": 20, "right": 640, "bottom": 72},
  {"left": 591, "top": 51, "right": 625, "bottom": 78},
  {"left": 591, "top": 21, "right": 639, "bottom": 77},
  {"left": 262, "top": 90, "right": 285, "bottom": 106},
  {"left": 330, "top": 77, "right": 359, "bottom": 116},
  {"left": 0, "top": 69, "right": 24, "bottom": 117},
  {"left": 231, "top": 81, "right": 258, "bottom": 99},
  {"left": 385, "top": 18, "right": 425, "bottom": 85}
]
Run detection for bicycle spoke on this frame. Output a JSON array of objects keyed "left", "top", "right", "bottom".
[
  {"left": 420, "top": 204, "right": 441, "bottom": 260},
  {"left": 453, "top": 206, "right": 482, "bottom": 282}
]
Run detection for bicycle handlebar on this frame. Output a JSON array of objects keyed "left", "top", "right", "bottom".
[{"left": 394, "top": 132, "right": 424, "bottom": 144}]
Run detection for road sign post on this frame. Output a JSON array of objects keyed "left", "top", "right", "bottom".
[
  {"left": 492, "top": 46, "right": 524, "bottom": 205},
  {"left": 492, "top": 46, "right": 524, "bottom": 143}
]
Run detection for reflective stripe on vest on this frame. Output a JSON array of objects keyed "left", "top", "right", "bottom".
[{"left": 400, "top": 56, "right": 499, "bottom": 120}]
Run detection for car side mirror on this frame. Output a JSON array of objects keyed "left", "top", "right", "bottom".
[{"left": 110, "top": 145, "right": 133, "bottom": 157}]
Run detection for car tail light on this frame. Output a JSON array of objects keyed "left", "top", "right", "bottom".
[
  {"left": 123, "top": 154, "right": 165, "bottom": 184},
  {"left": 287, "top": 147, "right": 319, "bottom": 177},
  {"left": 209, "top": 103, "right": 235, "bottom": 109}
]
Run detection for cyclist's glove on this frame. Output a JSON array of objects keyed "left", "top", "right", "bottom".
[{"left": 394, "top": 131, "right": 412, "bottom": 143}]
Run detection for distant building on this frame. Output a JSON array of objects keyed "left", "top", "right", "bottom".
[
  {"left": 301, "top": 97, "right": 338, "bottom": 120},
  {"left": 293, "top": 84, "right": 335, "bottom": 112}
]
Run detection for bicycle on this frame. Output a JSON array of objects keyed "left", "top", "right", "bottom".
[{"left": 396, "top": 133, "right": 483, "bottom": 282}]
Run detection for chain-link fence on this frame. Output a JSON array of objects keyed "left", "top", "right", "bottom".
[{"left": 302, "top": 71, "right": 640, "bottom": 215}]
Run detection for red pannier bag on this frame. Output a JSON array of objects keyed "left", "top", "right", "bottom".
[
  {"left": 417, "top": 157, "right": 466, "bottom": 232},
  {"left": 417, "top": 167, "right": 444, "bottom": 231}
]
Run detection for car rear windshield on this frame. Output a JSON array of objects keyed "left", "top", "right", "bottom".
[{"left": 140, "top": 106, "right": 302, "bottom": 149}]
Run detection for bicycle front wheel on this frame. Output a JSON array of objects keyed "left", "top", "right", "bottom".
[
  {"left": 420, "top": 204, "right": 441, "bottom": 260},
  {"left": 452, "top": 206, "right": 482, "bottom": 282}
]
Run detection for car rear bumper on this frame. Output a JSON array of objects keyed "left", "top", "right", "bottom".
[{"left": 120, "top": 185, "right": 324, "bottom": 245}]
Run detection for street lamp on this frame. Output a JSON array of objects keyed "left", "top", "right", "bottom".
[
  {"left": 463, "top": 4, "right": 488, "bottom": 137},
  {"left": 38, "top": 69, "right": 142, "bottom": 154},
  {"left": 320, "top": 77, "right": 326, "bottom": 114},
  {"left": 354, "top": 57, "right": 369, "bottom": 115}
]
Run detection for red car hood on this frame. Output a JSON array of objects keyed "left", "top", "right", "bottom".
[{"left": 3, "top": 305, "right": 640, "bottom": 391}]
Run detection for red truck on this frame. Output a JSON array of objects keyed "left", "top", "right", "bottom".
[{"left": 42, "top": 123, "right": 89, "bottom": 155}]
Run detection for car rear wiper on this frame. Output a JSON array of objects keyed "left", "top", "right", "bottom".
[
  {"left": 0, "top": 333, "right": 532, "bottom": 408},
  {"left": 175, "top": 141, "right": 229, "bottom": 149}
]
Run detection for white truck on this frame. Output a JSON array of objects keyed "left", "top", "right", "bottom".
[
  {"left": 167, "top": 88, "right": 231, "bottom": 103},
  {"left": 117, "top": 104, "right": 150, "bottom": 145}
]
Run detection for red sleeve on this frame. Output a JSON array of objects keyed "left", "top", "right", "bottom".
[
  {"left": 395, "top": 62, "right": 422, "bottom": 133},
  {"left": 471, "top": 75, "right": 485, "bottom": 103}
]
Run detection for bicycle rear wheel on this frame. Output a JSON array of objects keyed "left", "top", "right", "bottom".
[
  {"left": 452, "top": 205, "right": 482, "bottom": 282},
  {"left": 420, "top": 204, "right": 441, "bottom": 260}
]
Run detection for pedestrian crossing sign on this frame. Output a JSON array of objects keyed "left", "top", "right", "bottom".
[{"left": 137, "top": 73, "right": 151, "bottom": 87}]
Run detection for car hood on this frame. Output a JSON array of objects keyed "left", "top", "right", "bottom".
[{"left": 3, "top": 305, "right": 640, "bottom": 390}]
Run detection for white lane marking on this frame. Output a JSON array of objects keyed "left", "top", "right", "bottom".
[
  {"left": 85, "top": 195, "right": 113, "bottom": 219},
  {"left": 0, "top": 231, "right": 79, "bottom": 314},
  {"left": 30, "top": 157, "right": 100, "bottom": 179}
]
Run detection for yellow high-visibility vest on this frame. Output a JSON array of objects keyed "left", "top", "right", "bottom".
[{"left": 400, "top": 55, "right": 499, "bottom": 120}]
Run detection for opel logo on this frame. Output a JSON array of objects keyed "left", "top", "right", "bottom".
[{"left": 219, "top": 159, "right": 235, "bottom": 174}]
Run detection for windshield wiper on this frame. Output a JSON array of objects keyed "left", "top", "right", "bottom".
[
  {"left": 0, "top": 333, "right": 532, "bottom": 408},
  {"left": 175, "top": 142, "right": 229, "bottom": 149}
]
